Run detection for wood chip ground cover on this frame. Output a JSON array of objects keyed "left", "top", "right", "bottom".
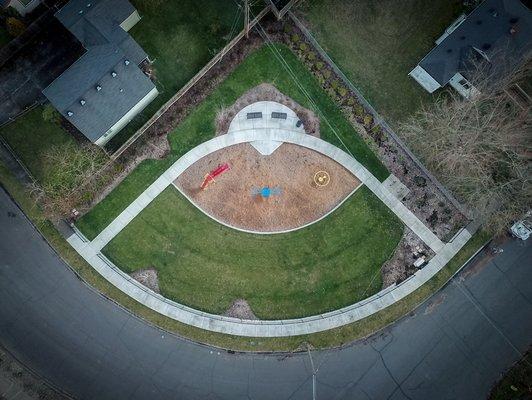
[{"left": 174, "top": 143, "right": 360, "bottom": 232}]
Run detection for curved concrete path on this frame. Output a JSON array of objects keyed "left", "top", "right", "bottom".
[{"left": 66, "top": 125, "right": 469, "bottom": 337}]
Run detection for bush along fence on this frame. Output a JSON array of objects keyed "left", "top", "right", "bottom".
[{"left": 276, "top": 13, "right": 469, "bottom": 240}]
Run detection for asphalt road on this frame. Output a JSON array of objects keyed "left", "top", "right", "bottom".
[{"left": 0, "top": 187, "right": 531, "bottom": 400}]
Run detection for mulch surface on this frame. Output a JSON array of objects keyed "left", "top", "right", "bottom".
[{"left": 174, "top": 143, "right": 360, "bottom": 232}]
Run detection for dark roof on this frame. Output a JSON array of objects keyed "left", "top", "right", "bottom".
[
  {"left": 419, "top": 0, "right": 532, "bottom": 85},
  {"left": 43, "top": 0, "right": 155, "bottom": 142}
]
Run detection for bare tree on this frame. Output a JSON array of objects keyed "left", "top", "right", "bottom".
[
  {"left": 401, "top": 55, "right": 531, "bottom": 233},
  {"left": 30, "top": 143, "right": 113, "bottom": 220}
]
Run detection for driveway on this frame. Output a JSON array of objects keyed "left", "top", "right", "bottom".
[
  {"left": 0, "top": 186, "right": 530, "bottom": 399},
  {"left": 0, "top": 19, "right": 82, "bottom": 125}
]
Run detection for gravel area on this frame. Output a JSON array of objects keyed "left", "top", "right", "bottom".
[
  {"left": 224, "top": 299, "right": 258, "bottom": 320},
  {"left": 129, "top": 268, "right": 160, "bottom": 293},
  {"left": 174, "top": 142, "right": 360, "bottom": 232}
]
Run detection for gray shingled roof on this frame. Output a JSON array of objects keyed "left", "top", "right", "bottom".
[
  {"left": 419, "top": 0, "right": 532, "bottom": 85},
  {"left": 43, "top": 0, "right": 155, "bottom": 142}
]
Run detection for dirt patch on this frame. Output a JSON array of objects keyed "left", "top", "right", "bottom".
[
  {"left": 129, "top": 268, "right": 160, "bottom": 293},
  {"left": 224, "top": 299, "right": 258, "bottom": 320},
  {"left": 215, "top": 83, "right": 320, "bottom": 137},
  {"left": 174, "top": 142, "right": 360, "bottom": 232},
  {"left": 424, "top": 293, "right": 447, "bottom": 315},
  {"left": 460, "top": 250, "right": 491, "bottom": 281},
  {"left": 381, "top": 228, "right": 434, "bottom": 287}
]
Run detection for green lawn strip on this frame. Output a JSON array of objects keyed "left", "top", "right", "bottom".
[
  {"left": 107, "top": 0, "right": 255, "bottom": 148},
  {"left": 0, "top": 107, "right": 76, "bottom": 184},
  {"left": 103, "top": 185, "right": 402, "bottom": 319},
  {"left": 77, "top": 43, "right": 388, "bottom": 239},
  {"left": 0, "top": 161, "right": 490, "bottom": 351},
  {"left": 300, "top": 0, "right": 464, "bottom": 126}
]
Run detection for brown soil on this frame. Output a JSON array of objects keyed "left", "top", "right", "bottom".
[
  {"left": 424, "top": 293, "right": 447, "bottom": 315},
  {"left": 129, "top": 268, "right": 160, "bottom": 293},
  {"left": 174, "top": 142, "right": 360, "bottom": 232},
  {"left": 215, "top": 83, "right": 320, "bottom": 137},
  {"left": 224, "top": 299, "right": 258, "bottom": 320}
]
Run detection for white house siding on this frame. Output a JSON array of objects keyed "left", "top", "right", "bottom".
[
  {"left": 8, "top": 0, "right": 41, "bottom": 16},
  {"left": 408, "top": 65, "right": 441, "bottom": 93},
  {"left": 449, "top": 72, "right": 480, "bottom": 100},
  {"left": 120, "top": 10, "right": 141, "bottom": 32},
  {"left": 435, "top": 14, "right": 466, "bottom": 45},
  {"left": 95, "top": 87, "right": 158, "bottom": 146}
]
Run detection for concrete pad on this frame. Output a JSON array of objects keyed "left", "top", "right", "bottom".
[{"left": 249, "top": 139, "right": 283, "bottom": 155}]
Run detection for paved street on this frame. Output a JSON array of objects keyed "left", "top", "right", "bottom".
[{"left": 0, "top": 187, "right": 531, "bottom": 399}]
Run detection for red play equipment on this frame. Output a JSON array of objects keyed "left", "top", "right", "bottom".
[{"left": 200, "top": 163, "right": 230, "bottom": 189}]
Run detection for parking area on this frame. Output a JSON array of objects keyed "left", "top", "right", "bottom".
[{"left": 0, "top": 18, "right": 82, "bottom": 125}]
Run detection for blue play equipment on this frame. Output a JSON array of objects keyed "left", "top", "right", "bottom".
[{"left": 251, "top": 186, "right": 282, "bottom": 199}]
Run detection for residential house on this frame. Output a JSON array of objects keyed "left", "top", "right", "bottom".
[
  {"left": 43, "top": 0, "right": 158, "bottom": 146},
  {"left": 409, "top": 0, "right": 531, "bottom": 99},
  {"left": 1, "top": 0, "right": 41, "bottom": 16}
]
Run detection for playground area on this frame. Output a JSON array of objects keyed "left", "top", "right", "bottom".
[{"left": 173, "top": 142, "right": 361, "bottom": 232}]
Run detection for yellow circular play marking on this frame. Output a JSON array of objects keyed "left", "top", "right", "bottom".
[{"left": 314, "top": 171, "right": 330, "bottom": 187}]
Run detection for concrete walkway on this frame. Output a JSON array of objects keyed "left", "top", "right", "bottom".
[
  {"left": 65, "top": 101, "right": 460, "bottom": 337},
  {"left": 68, "top": 224, "right": 470, "bottom": 337},
  {"left": 5, "top": 185, "right": 529, "bottom": 399},
  {"left": 90, "top": 128, "right": 444, "bottom": 252}
]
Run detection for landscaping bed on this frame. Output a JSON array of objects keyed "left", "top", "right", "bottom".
[{"left": 103, "top": 185, "right": 403, "bottom": 319}]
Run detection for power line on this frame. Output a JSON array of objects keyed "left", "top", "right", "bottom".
[{"left": 248, "top": 11, "right": 356, "bottom": 159}]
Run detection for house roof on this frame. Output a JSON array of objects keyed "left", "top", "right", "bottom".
[
  {"left": 419, "top": 0, "right": 532, "bottom": 85},
  {"left": 43, "top": 0, "right": 154, "bottom": 142}
]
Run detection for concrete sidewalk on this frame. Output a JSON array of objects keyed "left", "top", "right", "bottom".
[
  {"left": 63, "top": 107, "right": 472, "bottom": 336},
  {"left": 91, "top": 128, "right": 444, "bottom": 252},
  {"left": 67, "top": 221, "right": 470, "bottom": 337}
]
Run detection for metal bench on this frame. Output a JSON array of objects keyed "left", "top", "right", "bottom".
[
  {"left": 271, "top": 112, "right": 287, "bottom": 120},
  {"left": 246, "top": 112, "right": 263, "bottom": 119}
]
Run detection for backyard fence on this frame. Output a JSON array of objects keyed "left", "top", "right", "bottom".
[{"left": 110, "top": 6, "right": 272, "bottom": 161}]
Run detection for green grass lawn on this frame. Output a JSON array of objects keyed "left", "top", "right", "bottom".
[
  {"left": 0, "top": 107, "right": 77, "bottom": 184},
  {"left": 77, "top": 44, "right": 388, "bottom": 240},
  {"left": 103, "top": 185, "right": 403, "bottom": 319},
  {"left": 108, "top": 0, "right": 262, "bottom": 148},
  {"left": 300, "top": 0, "right": 464, "bottom": 126}
]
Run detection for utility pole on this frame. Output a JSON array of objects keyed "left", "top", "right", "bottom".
[
  {"left": 244, "top": 0, "right": 250, "bottom": 38},
  {"left": 307, "top": 346, "right": 317, "bottom": 400}
]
